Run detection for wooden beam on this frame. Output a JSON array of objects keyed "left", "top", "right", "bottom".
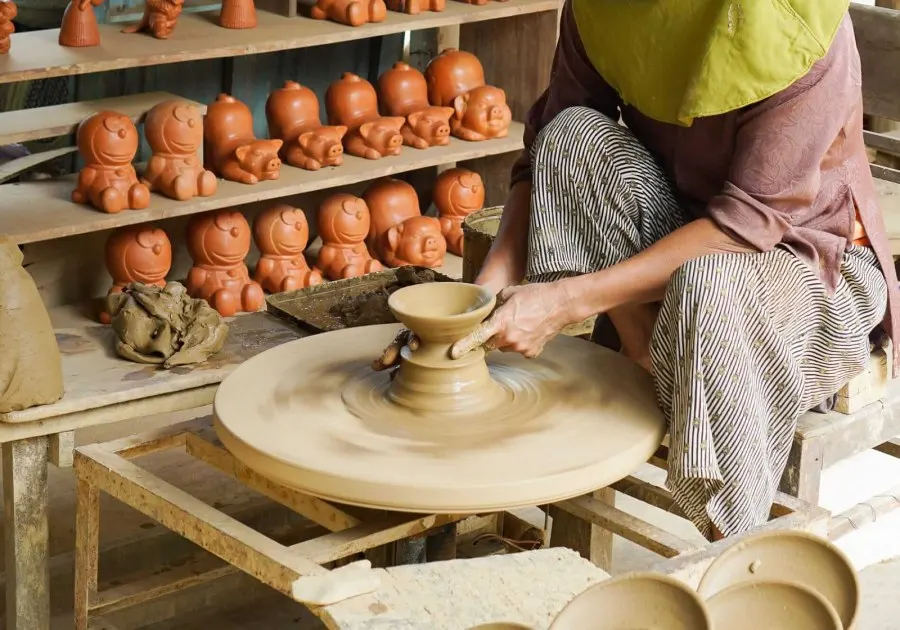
[{"left": 851, "top": 3, "right": 900, "bottom": 121}]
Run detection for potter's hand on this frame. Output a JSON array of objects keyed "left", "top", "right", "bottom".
[
  {"left": 450, "top": 283, "right": 575, "bottom": 360},
  {"left": 372, "top": 328, "right": 419, "bottom": 371}
]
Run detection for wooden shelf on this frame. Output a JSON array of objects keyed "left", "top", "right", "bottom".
[
  {"left": 0, "top": 0, "right": 558, "bottom": 85},
  {"left": 0, "top": 122, "right": 523, "bottom": 244}
]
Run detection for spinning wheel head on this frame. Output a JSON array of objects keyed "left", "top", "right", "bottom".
[{"left": 388, "top": 281, "right": 494, "bottom": 342}]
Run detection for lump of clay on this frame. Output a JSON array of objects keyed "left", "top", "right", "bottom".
[
  {"left": 253, "top": 204, "right": 324, "bottom": 293},
  {"left": 424, "top": 48, "right": 485, "bottom": 107},
  {"left": 0, "top": 236, "right": 64, "bottom": 413},
  {"left": 266, "top": 81, "right": 347, "bottom": 171},
  {"left": 450, "top": 85, "right": 512, "bottom": 141},
  {"left": 101, "top": 224, "right": 172, "bottom": 324},
  {"left": 0, "top": 0, "right": 16, "bottom": 54},
  {"left": 120, "top": 0, "right": 184, "bottom": 38},
  {"left": 384, "top": 0, "right": 443, "bottom": 14},
  {"left": 378, "top": 62, "right": 453, "bottom": 150},
  {"left": 434, "top": 167, "right": 484, "bottom": 255},
  {"left": 185, "top": 210, "right": 265, "bottom": 316},
  {"left": 325, "top": 73, "right": 404, "bottom": 160},
  {"left": 107, "top": 282, "right": 229, "bottom": 369},
  {"left": 307, "top": 0, "right": 385, "bottom": 26},
  {"left": 142, "top": 100, "right": 217, "bottom": 200},
  {"left": 72, "top": 111, "right": 151, "bottom": 214},
  {"left": 219, "top": 0, "right": 256, "bottom": 28},
  {"left": 204, "top": 94, "right": 283, "bottom": 185},
  {"left": 315, "top": 193, "right": 383, "bottom": 280},
  {"left": 59, "top": 0, "right": 104, "bottom": 47}
]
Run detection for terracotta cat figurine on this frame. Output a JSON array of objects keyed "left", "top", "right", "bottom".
[
  {"left": 120, "top": 0, "right": 184, "bottom": 38},
  {"left": 451, "top": 85, "right": 512, "bottom": 141},
  {"left": 378, "top": 62, "right": 453, "bottom": 149},
  {"left": 0, "top": 0, "right": 16, "bottom": 54},
  {"left": 204, "top": 93, "right": 283, "bottom": 185},
  {"left": 265, "top": 81, "right": 347, "bottom": 171},
  {"left": 253, "top": 204, "right": 323, "bottom": 293},
  {"left": 385, "top": 0, "right": 443, "bottom": 14},
  {"left": 58, "top": 0, "right": 105, "bottom": 47},
  {"left": 309, "top": 0, "right": 385, "bottom": 26},
  {"left": 100, "top": 225, "right": 172, "bottom": 324},
  {"left": 325, "top": 73, "right": 404, "bottom": 160},
  {"left": 315, "top": 193, "right": 383, "bottom": 280},
  {"left": 434, "top": 167, "right": 484, "bottom": 255}
]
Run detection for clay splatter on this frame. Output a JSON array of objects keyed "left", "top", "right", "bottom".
[{"left": 55, "top": 333, "right": 95, "bottom": 354}]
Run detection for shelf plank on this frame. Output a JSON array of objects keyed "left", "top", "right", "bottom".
[
  {"left": 0, "top": 0, "right": 558, "bottom": 85},
  {"left": 0, "top": 122, "right": 524, "bottom": 244},
  {"left": 0, "top": 92, "right": 207, "bottom": 146}
]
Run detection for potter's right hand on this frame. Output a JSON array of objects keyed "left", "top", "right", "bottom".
[{"left": 371, "top": 328, "right": 419, "bottom": 371}]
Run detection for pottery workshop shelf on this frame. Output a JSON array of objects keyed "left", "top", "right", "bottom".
[{"left": 0, "top": 123, "right": 524, "bottom": 244}]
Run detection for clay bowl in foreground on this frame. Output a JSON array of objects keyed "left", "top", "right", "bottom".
[
  {"left": 549, "top": 572, "right": 712, "bottom": 630},
  {"left": 706, "top": 579, "right": 842, "bottom": 630},
  {"left": 387, "top": 281, "right": 495, "bottom": 342},
  {"left": 697, "top": 529, "right": 858, "bottom": 629}
]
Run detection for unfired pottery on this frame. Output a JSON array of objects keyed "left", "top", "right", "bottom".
[
  {"left": 363, "top": 177, "right": 420, "bottom": 254},
  {"left": 385, "top": 0, "right": 443, "bottom": 12},
  {"left": 325, "top": 73, "right": 404, "bottom": 160},
  {"left": 451, "top": 85, "right": 512, "bottom": 141},
  {"left": 384, "top": 217, "right": 446, "bottom": 268},
  {"left": 697, "top": 529, "right": 859, "bottom": 629},
  {"left": 265, "top": 81, "right": 347, "bottom": 171},
  {"left": 434, "top": 167, "right": 484, "bottom": 255},
  {"left": 705, "top": 580, "right": 842, "bottom": 630},
  {"left": 252, "top": 204, "right": 324, "bottom": 293},
  {"left": 120, "top": 0, "right": 184, "bottom": 38},
  {"left": 315, "top": 193, "right": 384, "bottom": 280},
  {"left": 72, "top": 111, "right": 151, "bottom": 214},
  {"left": 142, "top": 100, "right": 217, "bottom": 201},
  {"left": 378, "top": 62, "right": 454, "bottom": 149},
  {"left": 59, "top": 0, "right": 105, "bottom": 47},
  {"left": 308, "top": 0, "right": 386, "bottom": 26},
  {"left": 100, "top": 225, "right": 172, "bottom": 324},
  {"left": 0, "top": 236, "right": 65, "bottom": 414},
  {"left": 204, "top": 94, "right": 283, "bottom": 185},
  {"left": 0, "top": 0, "right": 16, "bottom": 54},
  {"left": 185, "top": 210, "right": 266, "bottom": 316},
  {"left": 219, "top": 0, "right": 256, "bottom": 28},
  {"left": 424, "top": 48, "right": 485, "bottom": 107}
]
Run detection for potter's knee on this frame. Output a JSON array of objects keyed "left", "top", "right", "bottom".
[
  {"left": 663, "top": 255, "right": 724, "bottom": 308},
  {"left": 532, "top": 106, "right": 619, "bottom": 164}
]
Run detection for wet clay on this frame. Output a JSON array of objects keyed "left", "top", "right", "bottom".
[
  {"left": 0, "top": 237, "right": 65, "bottom": 413},
  {"left": 120, "top": 0, "right": 184, "bottom": 38},
  {"left": 107, "top": 281, "right": 229, "bottom": 368},
  {"left": 59, "top": 0, "right": 104, "bottom": 47},
  {"left": 204, "top": 94, "right": 283, "bottom": 185},
  {"left": 451, "top": 85, "right": 512, "bottom": 141},
  {"left": 434, "top": 167, "right": 484, "bottom": 255},
  {"left": 315, "top": 193, "right": 384, "bottom": 280},
  {"left": 705, "top": 580, "right": 842, "bottom": 630},
  {"left": 219, "top": 0, "right": 256, "bottom": 28},
  {"left": 328, "top": 267, "right": 441, "bottom": 328},
  {"left": 385, "top": 0, "right": 444, "bottom": 13},
  {"left": 325, "top": 73, "right": 404, "bottom": 160},
  {"left": 308, "top": 0, "right": 386, "bottom": 26},
  {"left": 266, "top": 81, "right": 347, "bottom": 171},
  {"left": 424, "top": 48, "right": 485, "bottom": 107},
  {"left": 252, "top": 204, "right": 324, "bottom": 293},
  {"left": 100, "top": 225, "right": 172, "bottom": 324},
  {"left": 378, "top": 62, "right": 454, "bottom": 149},
  {"left": 0, "top": 1, "right": 16, "bottom": 54}
]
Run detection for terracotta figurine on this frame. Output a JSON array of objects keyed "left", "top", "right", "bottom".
[
  {"left": 253, "top": 204, "right": 323, "bottom": 293},
  {"left": 100, "top": 225, "right": 172, "bottom": 324},
  {"left": 308, "top": 0, "right": 386, "bottom": 27},
  {"left": 315, "top": 193, "right": 383, "bottom": 280},
  {"left": 325, "top": 73, "right": 404, "bottom": 160},
  {"left": 384, "top": 0, "right": 443, "bottom": 14},
  {"left": 266, "top": 81, "right": 347, "bottom": 171},
  {"left": 185, "top": 210, "right": 265, "bottom": 316},
  {"left": 377, "top": 62, "right": 454, "bottom": 149},
  {"left": 433, "top": 167, "right": 484, "bottom": 255},
  {"left": 453, "top": 0, "right": 507, "bottom": 4},
  {"left": 142, "top": 100, "right": 217, "bottom": 200},
  {"left": 59, "top": 0, "right": 105, "bottom": 48},
  {"left": 363, "top": 177, "right": 420, "bottom": 255},
  {"left": 424, "top": 48, "right": 486, "bottom": 107},
  {"left": 0, "top": 0, "right": 16, "bottom": 55},
  {"left": 381, "top": 216, "right": 446, "bottom": 268},
  {"left": 204, "top": 93, "right": 283, "bottom": 185},
  {"left": 72, "top": 111, "right": 151, "bottom": 214},
  {"left": 219, "top": 0, "right": 256, "bottom": 28},
  {"left": 120, "top": 0, "right": 184, "bottom": 38},
  {"left": 451, "top": 85, "right": 512, "bottom": 141}
]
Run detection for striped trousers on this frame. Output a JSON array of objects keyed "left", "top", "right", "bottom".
[{"left": 527, "top": 107, "right": 888, "bottom": 538}]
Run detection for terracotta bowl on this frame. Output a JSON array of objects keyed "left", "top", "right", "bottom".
[
  {"left": 387, "top": 281, "right": 495, "bottom": 342},
  {"left": 549, "top": 573, "right": 712, "bottom": 630},
  {"left": 697, "top": 530, "right": 859, "bottom": 629},
  {"left": 706, "top": 579, "right": 842, "bottom": 630}
]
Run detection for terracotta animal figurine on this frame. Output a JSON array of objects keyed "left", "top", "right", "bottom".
[
  {"left": 424, "top": 48, "right": 486, "bottom": 107},
  {"left": 142, "top": 100, "right": 217, "bottom": 200},
  {"left": 381, "top": 216, "right": 446, "bottom": 268},
  {"left": 434, "top": 167, "right": 484, "bottom": 255},
  {"left": 204, "top": 93, "right": 283, "bottom": 185},
  {"left": 219, "top": 0, "right": 255, "bottom": 28},
  {"left": 100, "top": 225, "right": 172, "bottom": 324},
  {"left": 72, "top": 111, "right": 151, "bottom": 214},
  {"left": 308, "top": 0, "right": 386, "bottom": 26},
  {"left": 185, "top": 210, "right": 265, "bottom": 316},
  {"left": 265, "top": 81, "right": 347, "bottom": 171},
  {"left": 378, "top": 62, "right": 454, "bottom": 149},
  {"left": 0, "top": 236, "right": 65, "bottom": 414},
  {"left": 0, "top": 0, "right": 16, "bottom": 55},
  {"left": 59, "top": 0, "right": 105, "bottom": 47},
  {"left": 451, "top": 85, "right": 512, "bottom": 141},
  {"left": 325, "top": 73, "right": 404, "bottom": 160},
  {"left": 120, "top": 0, "right": 184, "bottom": 38},
  {"left": 315, "top": 193, "right": 383, "bottom": 280},
  {"left": 385, "top": 0, "right": 443, "bottom": 14},
  {"left": 363, "top": 177, "right": 421, "bottom": 255},
  {"left": 253, "top": 204, "right": 323, "bottom": 293}
]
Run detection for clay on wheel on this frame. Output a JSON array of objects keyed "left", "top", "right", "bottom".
[{"left": 705, "top": 580, "right": 842, "bottom": 630}]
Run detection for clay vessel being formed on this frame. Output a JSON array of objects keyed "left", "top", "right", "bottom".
[
  {"left": 424, "top": 48, "right": 486, "bottom": 107},
  {"left": 378, "top": 62, "right": 454, "bottom": 150},
  {"left": 204, "top": 93, "right": 283, "bottom": 185},
  {"left": 384, "top": 0, "right": 443, "bottom": 15},
  {"left": 266, "top": 81, "right": 347, "bottom": 171},
  {"left": 100, "top": 225, "right": 172, "bottom": 324},
  {"left": 451, "top": 85, "right": 512, "bottom": 142},
  {"left": 142, "top": 100, "right": 217, "bottom": 201},
  {"left": 252, "top": 204, "right": 324, "bottom": 293},
  {"left": 72, "top": 111, "right": 151, "bottom": 214},
  {"left": 58, "top": 0, "right": 105, "bottom": 47},
  {"left": 185, "top": 210, "right": 265, "bottom": 316},
  {"left": 219, "top": 0, "right": 256, "bottom": 28},
  {"left": 325, "top": 73, "right": 404, "bottom": 160},
  {"left": 0, "top": 0, "right": 16, "bottom": 54},
  {"left": 315, "top": 193, "right": 383, "bottom": 280},
  {"left": 308, "top": 0, "right": 386, "bottom": 26},
  {"left": 705, "top": 580, "right": 842, "bottom": 630},
  {"left": 120, "top": 0, "right": 184, "bottom": 38},
  {"left": 434, "top": 167, "right": 484, "bottom": 255}
]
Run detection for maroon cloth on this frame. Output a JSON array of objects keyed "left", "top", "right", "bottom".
[{"left": 513, "top": 2, "right": 900, "bottom": 374}]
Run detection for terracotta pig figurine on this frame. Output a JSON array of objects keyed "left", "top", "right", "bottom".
[
  {"left": 308, "top": 0, "right": 385, "bottom": 26},
  {"left": 363, "top": 177, "right": 420, "bottom": 255},
  {"left": 451, "top": 85, "right": 512, "bottom": 141},
  {"left": 100, "top": 225, "right": 172, "bottom": 324},
  {"left": 142, "top": 100, "right": 217, "bottom": 200},
  {"left": 325, "top": 73, "right": 404, "bottom": 160},
  {"left": 384, "top": 0, "right": 443, "bottom": 14},
  {"left": 253, "top": 204, "right": 324, "bottom": 293},
  {"left": 315, "top": 193, "right": 383, "bottom": 280},
  {"left": 72, "top": 111, "right": 151, "bottom": 214},
  {"left": 120, "top": 0, "right": 184, "bottom": 39},
  {"left": 377, "top": 62, "right": 453, "bottom": 150},
  {"left": 59, "top": 0, "right": 104, "bottom": 47},
  {"left": 185, "top": 210, "right": 265, "bottom": 316},
  {"left": 204, "top": 94, "right": 283, "bottom": 185},
  {"left": 266, "top": 81, "right": 347, "bottom": 171},
  {"left": 434, "top": 167, "right": 484, "bottom": 255},
  {"left": 424, "top": 48, "right": 485, "bottom": 107},
  {"left": 382, "top": 216, "right": 446, "bottom": 268},
  {"left": 0, "top": 0, "right": 16, "bottom": 54}
]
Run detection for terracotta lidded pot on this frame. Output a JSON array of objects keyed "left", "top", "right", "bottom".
[
  {"left": 325, "top": 73, "right": 404, "bottom": 160},
  {"left": 204, "top": 93, "right": 283, "bottom": 185},
  {"left": 252, "top": 204, "right": 324, "bottom": 293},
  {"left": 424, "top": 47, "right": 486, "bottom": 107},
  {"left": 315, "top": 193, "right": 383, "bottom": 280},
  {"left": 100, "top": 225, "right": 172, "bottom": 323},
  {"left": 0, "top": 0, "right": 17, "bottom": 54},
  {"left": 266, "top": 80, "right": 347, "bottom": 171},
  {"left": 59, "top": 0, "right": 105, "bottom": 47},
  {"left": 434, "top": 167, "right": 484, "bottom": 255}
]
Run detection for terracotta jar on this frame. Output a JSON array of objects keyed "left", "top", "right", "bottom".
[
  {"left": 434, "top": 167, "right": 484, "bottom": 255},
  {"left": 424, "top": 48, "right": 486, "bottom": 107},
  {"left": 72, "top": 111, "right": 151, "bottom": 214},
  {"left": 308, "top": 0, "right": 386, "bottom": 26},
  {"left": 252, "top": 204, "right": 324, "bottom": 293},
  {"left": 0, "top": 0, "right": 16, "bottom": 54},
  {"left": 266, "top": 81, "right": 347, "bottom": 171},
  {"left": 204, "top": 93, "right": 283, "bottom": 185},
  {"left": 384, "top": 0, "right": 443, "bottom": 14},
  {"left": 120, "top": 0, "right": 184, "bottom": 39},
  {"left": 100, "top": 225, "right": 172, "bottom": 324},
  {"left": 381, "top": 215, "right": 446, "bottom": 268},
  {"left": 315, "top": 193, "right": 383, "bottom": 280},
  {"left": 185, "top": 210, "right": 265, "bottom": 316},
  {"left": 450, "top": 85, "right": 512, "bottom": 141},
  {"left": 362, "top": 177, "right": 420, "bottom": 256},
  {"left": 59, "top": 0, "right": 105, "bottom": 47},
  {"left": 325, "top": 73, "right": 404, "bottom": 160},
  {"left": 219, "top": 0, "right": 256, "bottom": 28},
  {"left": 378, "top": 62, "right": 454, "bottom": 150},
  {"left": 142, "top": 100, "right": 217, "bottom": 200}
]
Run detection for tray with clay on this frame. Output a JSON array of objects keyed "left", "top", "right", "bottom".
[{"left": 265, "top": 266, "right": 457, "bottom": 334}]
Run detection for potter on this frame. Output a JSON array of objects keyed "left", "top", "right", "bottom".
[
  {"left": 0, "top": 0, "right": 16, "bottom": 54},
  {"left": 424, "top": 48, "right": 486, "bottom": 107},
  {"left": 378, "top": 61, "right": 454, "bottom": 149},
  {"left": 59, "top": 0, "right": 104, "bottom": 47},
  {"left": 204, "top": 94, "right": 283, "bottom": 185},
  {"left": 326, "top": 73, "right": 405, "bottom": 160},
  {"left": 253, "top": 204, "right": 324, "bottom": 293},
  {"left": 308, "top": 0, "right": 386, "bottom": 26},
  {"left": 120, "top": 0, "right": 184, "bottom": 38},
  {"left": 451, "top": 86, "right": 512, "bottom": 141},
  {"left": 315, "top": 193, "right": 384, "bottom": 280},
  {"left": 266, "top": 81, "right": 347, "bottom": 171},
  {"left": 100, "top": 225, "right": 172, "bottom": 324},
  {"left": 434, "top": 167, "right": 485, "bottom": 255}
]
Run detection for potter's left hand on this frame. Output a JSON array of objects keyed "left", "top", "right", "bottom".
[{"left": 451, "top": 283, "right": 576, "bottom": 360}]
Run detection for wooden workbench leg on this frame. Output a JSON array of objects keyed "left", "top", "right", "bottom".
[
  {"left": 550, "top": 488, "right": 615, "bottom": 571},
  {"left": 779, "top": 438, "right": 824, "bottom": 505},
  {"left": 74, "top": 478, "right": 101, "bottom": 630},
  {"left": 425, "top": 523, "right": 458, "bottom": 562},
  {"left": 3, "top": 436, "right": 51, "bottom": 630}
]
